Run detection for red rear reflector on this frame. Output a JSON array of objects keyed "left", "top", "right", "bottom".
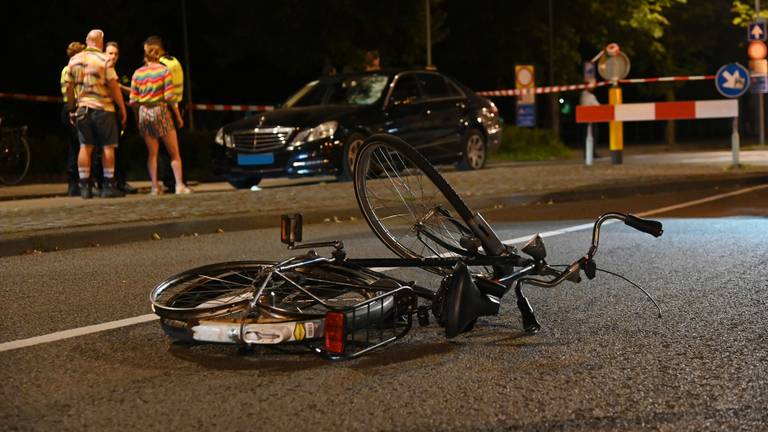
[{"left": 324, "top": 312, "right": 346, "bottom": 354}]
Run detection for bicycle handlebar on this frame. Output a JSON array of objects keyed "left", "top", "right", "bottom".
[
  {"left": 624, "top": 214, "right": 664, "bottom": 238},
  {"left": 518, "top": 213, "right": 663, "bottom": 288}
]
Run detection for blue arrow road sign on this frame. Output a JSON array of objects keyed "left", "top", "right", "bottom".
[
  {"left": 749, "top": 21, "right": 766, "bottom": 41},
  {"left": 715, "top": 63, "right": 750, "bottom": 98}
]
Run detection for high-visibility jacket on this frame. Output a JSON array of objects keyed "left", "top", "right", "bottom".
[{"left": 159, "top": 55, "right": 184, "bottom": 104}]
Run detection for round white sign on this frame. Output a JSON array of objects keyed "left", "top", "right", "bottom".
[
  {"left": 598, "top": 51, "right": 631, "bottom": 80},
  {"left": 517, "top": 67, "right": 533, "bottom": 87}
]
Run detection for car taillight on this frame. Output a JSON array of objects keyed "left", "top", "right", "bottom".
[{"left": 324, "top": 311, "right": 346, "bottom": 354}]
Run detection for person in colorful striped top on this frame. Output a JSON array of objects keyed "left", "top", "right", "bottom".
[{"left": 129, "top": 44, "right": 191, "bottom": 195}]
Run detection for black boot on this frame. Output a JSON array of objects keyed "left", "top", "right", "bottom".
[
  {"left": 79, "top": 179, "right": 92, "bottom": 199},
  {"left": 67, "top": 181, "right": 81, "bottom": 197},
  {"left": 101, "top": 178, "right": 125, "bottom": 198}
]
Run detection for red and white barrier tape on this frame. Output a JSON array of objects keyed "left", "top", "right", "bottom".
[
  {"left": 476, "top": 75, "right": 716, "bottom": 97},
  {"left": 0, "top": 92, "right": 62, "bottom": 103},
  {"left": 190, "top": 103, "right": 274, "bottom": 112},
  {"left": 0, "top": 92, "right": 275, "bottom": 112},
  {"left": 1, "top": 74, "right": 716, "bottom": 106}
]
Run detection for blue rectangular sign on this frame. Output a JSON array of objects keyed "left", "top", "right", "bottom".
[
  {"left": 516, "top": 103, "right": 536, "bottom": 128},
  {"left": 751, "top": 74, "right": 768, "bottom": 93},
  {"left": 749, "top": 21, "right": 766, "bottom": 41},
  {"left": 237, "top": 153, "right": 275, "bottom": 166}
]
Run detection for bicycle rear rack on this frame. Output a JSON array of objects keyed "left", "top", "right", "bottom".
[{"left": 313, "top": 286, "right": 418, "bottom": 360}]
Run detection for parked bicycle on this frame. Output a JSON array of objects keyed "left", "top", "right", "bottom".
[
  {"left": 0, "top": 118, "right": 31, "bottom": 186},
  {"left": 150, "top": 134, "right": 663, "bottom": 360}
]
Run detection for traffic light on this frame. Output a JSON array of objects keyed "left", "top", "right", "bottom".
[{"left": 559, "top": 98, "right": 573, "bottom": 116}]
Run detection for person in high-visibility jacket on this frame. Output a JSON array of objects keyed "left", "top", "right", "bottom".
[
  {"left": 60, "top": 41, "right": 85, "bottom": 196},
  {"left": 144, "top": 35, "right": 187, "bottom": 193}
]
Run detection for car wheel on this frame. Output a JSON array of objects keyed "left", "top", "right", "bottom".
[
  {"left": 336, "top": 132, "right": 365, "bottom": 182},
  {"left": 456, "top": 129, "right": 487, "bottom": 171},
  {"left": 228, "top": 176, "right": 263, "bottom": 189}
]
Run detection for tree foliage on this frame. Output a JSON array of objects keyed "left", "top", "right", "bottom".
[{"left": 0, "top": 0, "right": 749, "bottom": 112}]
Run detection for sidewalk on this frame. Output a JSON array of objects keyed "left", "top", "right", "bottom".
[{"left": 1, "top": 149, "right": 767, "bottom": 257}]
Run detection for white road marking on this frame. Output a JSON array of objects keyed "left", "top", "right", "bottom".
[
  {"left": 634, "top": 183, "right": 768, "bottom": 217},
  {"left": 0, "top": 314, "right": 158, "bottom": 353},
  {"left": 2, "top": 183, "right": 766, "bottom": 353}
]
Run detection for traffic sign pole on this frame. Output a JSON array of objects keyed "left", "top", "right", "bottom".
[
  {"left": 595, "top": 43, "right": 630, "bottom": 165},
  {"left": 609, "top": 85, "right": 623, "bottom": 164},
  {"left": 756, "top": 0, "right": 765, "bottom": 147}
]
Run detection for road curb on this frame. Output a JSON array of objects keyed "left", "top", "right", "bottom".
[{"left": 1, "top": 173, "right": 766, "bottom": 257}]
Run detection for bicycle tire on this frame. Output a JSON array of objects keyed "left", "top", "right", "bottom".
[
  {"left": 0, "top": 131, "right": 30, "bottom": 186},
  {"left": 353, "top": 134, "right": 489, "bottom": 274},
  {"left": 150, "top": 260, "right": 394, "bottom": 321}
]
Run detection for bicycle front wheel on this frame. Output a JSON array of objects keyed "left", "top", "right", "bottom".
[
  {"left": 353, "top": 134, "right": 480, "bottom": 274},
  {"left": 0, "top": 132, "right": 30, "bottom": 185},
  {"left": 150, "top": 260, "right": 388, "bottom": 321}
]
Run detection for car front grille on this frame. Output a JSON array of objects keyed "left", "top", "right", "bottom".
[{"left": 231, "top": 127, "right": 295, "bottom": 153}]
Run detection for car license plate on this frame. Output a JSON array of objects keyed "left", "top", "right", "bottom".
[{"left": 237, "top": 153, "right": 274, "bottom": 166}]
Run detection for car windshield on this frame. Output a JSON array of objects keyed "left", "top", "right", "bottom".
[{"left": 283, "top": 74, "right": 390, "bottom": 108}]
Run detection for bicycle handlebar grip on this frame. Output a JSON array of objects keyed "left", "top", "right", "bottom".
[{"left": 624, "top": 215, "right": 663, "bottom": 237}]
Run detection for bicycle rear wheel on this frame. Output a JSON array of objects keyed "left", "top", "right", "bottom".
[
  {"left": 150, "top": 260, "right": 390, "bottom": 321},
  {"left": 0, "top": 131, "right": 30, "bottom": 185},
  {"left": 353, "top": 134, "right": 484, "bottom": 274}
]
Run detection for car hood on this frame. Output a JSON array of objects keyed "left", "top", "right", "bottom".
[{"left": 224, "top": 105, "right": 367, "bottom": 131}]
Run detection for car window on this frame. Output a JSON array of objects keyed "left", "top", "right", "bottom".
[
  {"left": 417, "top": 73, "right": 452, "bottom": 99},
  {"left": 389, "top": 75, "right": 422, "bottom": 106},
  {"left": 283, "top": 80, "right": 325, "bottom": 108},
  {"left": 445, "top": 78, "right": 465, "bottom": 97},
  {"left": 328, "top": 75, "right": 389, "bottom": 105},
  {"left": 284, "top": 75, "right": 389, "bottom": 108}
]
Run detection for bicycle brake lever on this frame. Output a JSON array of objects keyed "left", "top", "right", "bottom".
[{"left": 581, "top": 257, "right": 597, "bottom": 280}]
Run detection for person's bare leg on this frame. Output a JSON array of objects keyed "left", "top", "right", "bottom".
[
  {"left": 161, "top": 129, "right": 185, "bottom": 190},
  {"left": 102, "top": 146, "right": 115, "bottom": 172},
  {"left": 77, "top": 144, "right": 94, "bottom": 198},
  {"left": 144, "top": 136, "right": 161, "bottom": 193},
  {"left": 77, "top": 145, "right": 94, "bottom": 175}
]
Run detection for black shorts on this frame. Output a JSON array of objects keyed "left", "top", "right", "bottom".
[{"left": 75, "top": 107, "right": 119, "bottom": 148}]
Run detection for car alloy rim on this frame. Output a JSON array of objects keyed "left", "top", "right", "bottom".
[
  {"left": 467, "top": 134, "right": 485, "bottom": 169},
  {"left": 347, "top": 138, "right": 364, "bottom": 172}
]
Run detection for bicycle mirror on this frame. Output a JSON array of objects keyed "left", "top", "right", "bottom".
[{"left": 281, "top": 214, "right": 303, "bottom": 245}]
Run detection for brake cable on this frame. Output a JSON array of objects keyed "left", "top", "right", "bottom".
[{"left": 547, "top": 264, "right": 662, "bottom": 318}]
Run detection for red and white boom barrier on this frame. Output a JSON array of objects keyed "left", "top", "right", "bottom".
[
  {"left": 575, "top": 99, "right": 738, "bottom": 123},
  {"left": 575, "top": 99, "right": 741, "bottom": 166}
]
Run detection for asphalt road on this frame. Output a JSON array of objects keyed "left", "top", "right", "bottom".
[{"left": 1, "top": 185, "right": 767, "bottom": 431}]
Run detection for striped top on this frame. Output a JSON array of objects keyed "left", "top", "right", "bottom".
[
  {"left": 129, "top": 63, "right": 175, "bottom": 105},
  {"left": 66, "top": 47, "right": 118, "bottom": 111}
]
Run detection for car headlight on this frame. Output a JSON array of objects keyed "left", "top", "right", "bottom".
[
  {"left": 289, "top": 121, "right": 337, "bottom": 149},
  {"left": 214, "top": 128, "right": 234, "bottom": 148}
]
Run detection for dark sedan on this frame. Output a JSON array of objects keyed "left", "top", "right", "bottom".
[{"left": 212, "top": 69, "right": 502, "bottom": 188}]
